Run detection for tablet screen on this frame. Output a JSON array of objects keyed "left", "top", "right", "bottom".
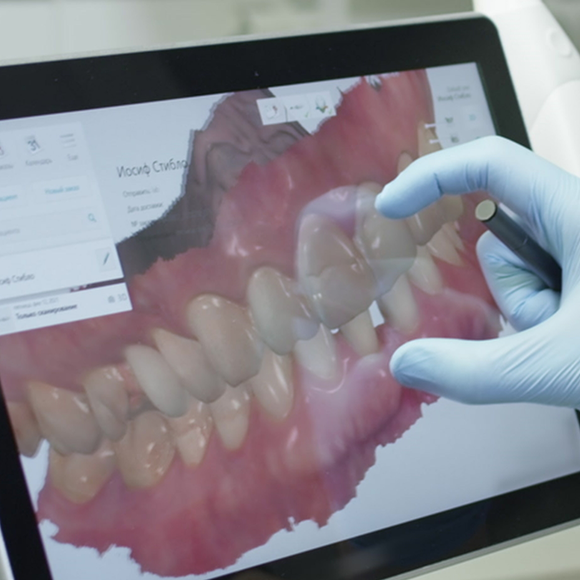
[{"left": 1, "top": 56, "right": 580, "bottom": 580}]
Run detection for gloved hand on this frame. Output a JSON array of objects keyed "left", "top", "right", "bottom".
[{"left": 375, "top": 136, "right": 580, "bottom": 407}]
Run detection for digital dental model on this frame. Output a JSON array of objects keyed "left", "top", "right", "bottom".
[{"left": 0, "top": 70, "right": 500, "bottom": 577}]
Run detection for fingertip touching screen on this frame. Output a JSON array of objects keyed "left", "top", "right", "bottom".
[{"left": 1, "top": 17, "right": 580, "bottom": 580}]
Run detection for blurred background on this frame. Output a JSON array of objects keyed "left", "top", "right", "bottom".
[{"left": 0, "top": 0, "right": 578, "bottom": 62}]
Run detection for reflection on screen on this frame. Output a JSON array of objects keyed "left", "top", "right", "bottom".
[{"left": 1, "top": 63, "right": 579, "bottom": 580}]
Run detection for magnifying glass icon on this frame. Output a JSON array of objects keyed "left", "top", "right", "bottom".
[{"left": 88, "top": 213, "right": 97, "bottom": 223}]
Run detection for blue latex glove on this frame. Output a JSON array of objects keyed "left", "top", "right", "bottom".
[{"left": 375, "top": 136, "right": 580, "bottom": 407}]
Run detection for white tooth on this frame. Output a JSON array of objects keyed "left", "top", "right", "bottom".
[
  {"left": 125, "top": 345, "right": 189, "bottom": 418},
  {"left": 440, "top": 194, "right": 464, "bottom": 222},
  {"left": 250, "top": 349, "right": 294, "bottom": 421},
  {"left": 152, "top": 329, "right": 226, "bottom": 404},
  {"left": 83, "top": 366, "right": 129, "bottom": 441},
  {"left": 210, "top": 384, "right": 251, "bottom": 451},
  {"left": 397, "top": 152, "right": 414, "bottom": 173},
  {"left": 427, "top": 228, "right": 463, "bottom": 266},
  {"left": 7, "top": 401, "right": 42, "bottom": 457},
  {"left": 297, "top": 214, "right": 376, "bottom": 329},
  {"left": 406, "top": 202, "right": 447, "bottom": 245},
  {"left": 168, "top": 400, "right": 213, "bottom": 467},
  {"left": 378, "top": 274, "right": 420, "bottom": 334},
  {"left": 27, "top": 382, "right": 101, "bottom": 455},
  {"left": 407, "top": 246, "right": 444, "bottom": 295},
  {"left": 442, "top": 222, "right": 465, "bottom": 251},
  {"left": 49, "top": 440, "right": 116, "bottom": 504},
  {"left": 418, "top": 123, "right": 442, "bottom": 157},
  {"left": 340, "top": 310, "right": 380, "bottom": 357},
  {"left": 187, "top": 295, "right": 264, "bottom": 387},
  {"left": 115, "top": 411, "right": 175, "bottom": 489},
  {"left": 293, "top": 324, "right": 338, "bottom": 381},
  {"left": 247, "top": 268, "right": 319, "bottom": 355}
]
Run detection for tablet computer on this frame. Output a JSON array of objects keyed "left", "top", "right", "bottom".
[{"left": 1, "top": 13, "right": 580, "bottom": 580}]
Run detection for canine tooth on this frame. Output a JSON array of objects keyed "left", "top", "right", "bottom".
[
  {"left": 293, "top": 325, "right": 338, "bottom": 380},
  {"left": 27, "top": 382, "right": 101, "bottom": 455},
  {"left": 341, "top": 311, "right": 380, "bottom": 357},
  {"left": 378, "top": 274, "right": 420, "bottom": 334},
  {"left": 442, "top": 222, "right": 465, "bottom": 251},
  {"left": 152, "top": 329, "right": 226, "bottom": 404},
  {"left": 440, "top": 194, "right": 464, "bottom": 222},
  {"left": 168, "top": 400, "right": 213, "bottom": 467},
  {"left": 83, "top": 366, "right": 129, "bottom": 441},
  {"left": 125, "top": 344, "right": 189, "bottom": 418},
  {"left": 210, "top": 384, "right": 251, "bottom": 451},
  {"left": 187, "top": 295, "right": 264, "bottom": 387},
  {"left": 297, "top": 214, "right": 376, "bottom": 329},
  {"left": 6, "top": 401, "right": 42, "bottom": 457},
  {"left": 115, "top": 411, "right": 175, "bottom": 489},
  {"left": 247, "top": 268, "right": 319, "bottom": 355},
  {"left": 250, "top": 349, "right": 294, "bottom": 421},
  {"left": 49, "top": 441, "right": 115, "bottom": 504},
  {"left": 406, "top": 202, "right": 447, "bottom": 245},
  {"left": 408, "top": 246, "right": 444, "bottom": 295},
  {"left": 427, "top": 228, "right": 463, "bottom": 266}
]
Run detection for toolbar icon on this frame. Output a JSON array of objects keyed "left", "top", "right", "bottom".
[{"left": 25, "top": 135, "right": 42, "bottom": 156}]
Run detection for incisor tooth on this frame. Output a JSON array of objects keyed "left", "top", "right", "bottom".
[
  {"left": 341, "top": 310, "right": 380, "bottom": 357},
  {"left": 427, "top": 228, "right": 463, "bottom": 266},
  {"left": 247, "top": 268, "right": 319, "bottom": 355},
  {"left": 27, "top": 382, "right": 101, "bottom": 455},
  {"left": 83, "top": 366, "right": 129, "bottom": 441},
  {"left": 125, "top": 344, "right": 189, "bottom": 418},
  {"left": 397, "top": 151, "right": 414, "bottom": 173},
  {"left": 210, "top": 384, "right": 251, "bottom": 451},
  {"left": 408, "top": 246, "right": 444, "bottom": 295},
  {"left": 406, "top": 202, "right": 447, "bottom": 246},
  {"left": 297, "top": 214, "right": 376, "bottom": 329},
  {"left": 440, "top": 194, "right": 464, "bottom": 222},
  {"left": 7, "top": 401, "right": 42, "bottom": 457},
  {"left": 442, "top": 222, "right": 465, "bottom": 251},
  {"left": 187, "top": 295, "right": 264, "bottom": 387},
  {"left": 152, "top": 329, "right": 226, "bottom": 403},
  {"left": 168, "top": 400, "right": 213, "bottom": 467},
  {"left": 293, "top": 324, "right": 338, "bottom": 381},
  {"left": 378, "top": 274, "right": 420, "bottom": 334},
  {"left": 49, "top": 441, "right": 115, "bottom": 504},
  {"left": 250, "top": 349, "right": 294, "bottom": 421},
  {"left": 115, "top": 412, "right": 175, "bottom": 489}
]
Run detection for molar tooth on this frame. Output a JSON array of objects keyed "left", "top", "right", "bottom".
[
  {"left": 427, "top": 228, "right": 463, "bottom": 266},
  {"left": 378, "top": 274, "right": 420, "bottom": 334},
  {"left": 152, "top": 329, "right": 226, "bottom": 404},
  {"left": 168, "top": 400, "right": 213, "bottom": 467},
  {"left": 7, "top": 401, "right": 42, "bottom": 457},
  {"left": 27, "top": 382, "right": 101, "bottom": 455},
  {"left": 250, "top": 349, "right": 294, "bottom": 421},
  {"left": 83, "top": 366, "right": 129, "bottom": 441},
  {"left": 293, "top": 324, "right": 338, "bottom": 381},
  {"left": 49, "top": 441, "right": 115, "bottom": 504},
  {"left": 187, "top": 295, "right": 264, "bottom": 387},
  {"left": 210, "top": 384, "right": 251, "bottom": 451},
  {"left": 247, "top": 268, "right": 319, "bottom": 355},
  {"left": 125, "top": 344, "right": 189, "bottom": 418},
  {"left": 408, "top": 246, "right": 444, "bottom": 295},
  {"left": 340, "top": 311, "right": 380, "bottom": 357},
  {"left": 115, "top": 411, "right": 175, "bottom": 489},
  {"left": 297, "top": 214, "right": 376, "bottom": 329}
]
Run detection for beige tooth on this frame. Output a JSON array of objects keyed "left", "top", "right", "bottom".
[
  {"left": 418, "top": 122, "right": 442, "bottom": 157},
  {"left": 27, "top": 382, "right": 101, "bottom": 455},
  {"left": 168, "top": 400, "right": 213, "bottom": 467},
  {"left": 293, "top": 324, "right": 338, "bottom": 381},
  {"left": 397, "top": 151, "right": 414, "bottom": 173},
  {"left": 49, "top": 441, "right": 115, "bottom": 504},
  {"left": 408, "top": 246, "right": 444, "bottom": 295},
  {"left": 125, "top": 344, "right": 189, "bottom": 418},
  {"left": 406, "top": 202, "right": 447, "bottom": 246},
  {"left": 378, "top": 274, "right": 420, "bottom": 334},
  {"left": 83, "top": 366, "right": 129, "bottom": 441},
  {"left": 297, "top": 214, "right": 376, "bottom": 329},
  {"left": 442, "top": 222, "right": 465, "bottom": 252},
  {"left": 440, "top": 194, "right": 464, "bottom": 222},
  {"left": 6, "top": 401, "right": 42, "bottom": 458},
  {"left": 115, "top": 411, "right": 175, "bottom": 489},
  {"left": 187, "top": 295, "right": 264, "bottom": 387},
  {"left": 247, "top": 268, "right": 319, "bottom": 356},
  {"left": 427, "top": 228, "right": 463, "bottom": 266},
  {"left": 340, "top": 310, "right": 380, "bottom": 357},
  {"left": 152, "top": 329, "right": 226, "bottom": 404},
  {"left": 250, "top": 349, "right": 294, "bottom": 421},
  {"left": 210, "top": 384, "right": 251, "bottom": 451}
]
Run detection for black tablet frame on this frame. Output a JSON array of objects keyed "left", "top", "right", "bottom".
[{"left": 1, "top": 13, "right": 579, "bottom": 580}]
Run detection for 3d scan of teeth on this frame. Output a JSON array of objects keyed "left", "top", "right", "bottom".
[{"left": 0, "top": 71, "right": 501, "bottom": 578}]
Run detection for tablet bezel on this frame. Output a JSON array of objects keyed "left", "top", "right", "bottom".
[{"left": 1, "top": 13, "right": 579, "bottom": 580}]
